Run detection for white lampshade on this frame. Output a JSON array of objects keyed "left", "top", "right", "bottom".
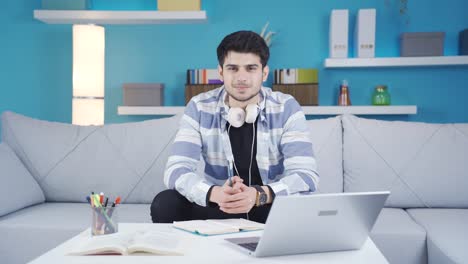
[
  {"left": 72, "top": 24, "right": 105, "bottom": 125},
  {"left": 72, "top": 98, "right": 105, "bottom": 126}
]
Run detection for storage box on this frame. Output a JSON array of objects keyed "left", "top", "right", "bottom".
[
  {"left": 459, "top": 29, "right": 468, "bottom": 55},
  {"left": 401, "top": 32, "right": 445, "bottom": 57},
  {"left": 158, "top": 0, "right": 201, "bottom": 11},
  {"left": 123, "top": 83, "right": 164, "bottom": 106},
  {"left": 354, "top": 9, "right": 376, "bottom": 58},
  {"left": 42, "top": 0, "right": 91, "bottom": 10},
  {"left": 329, "top": 9, "right": 349, "bottom": 58}
]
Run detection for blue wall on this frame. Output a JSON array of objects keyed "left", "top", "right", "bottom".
[{"left": 1, "top": 0, "right": 467, "bottom": 129}]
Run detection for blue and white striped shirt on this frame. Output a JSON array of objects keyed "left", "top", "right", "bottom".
[{"left": 164, "top": 86, "right": 319, "bottom": 206}]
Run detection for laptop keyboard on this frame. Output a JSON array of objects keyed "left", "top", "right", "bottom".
[{"left": 239, "top": 242, "right": 258, "bottom": 251}]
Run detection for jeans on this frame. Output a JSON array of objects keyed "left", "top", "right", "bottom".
[{"left": 150, "top": 189, "right": 271, "bottom": 223}]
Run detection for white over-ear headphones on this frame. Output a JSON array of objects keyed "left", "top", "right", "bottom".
[{"left": 227, "top": 104, "right": 259, "bottom": 128}]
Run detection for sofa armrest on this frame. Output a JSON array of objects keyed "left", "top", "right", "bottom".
[{"left": 0, "top": 143, "right": 44, "bottom": 217}]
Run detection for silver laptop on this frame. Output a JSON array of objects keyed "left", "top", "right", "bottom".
[{"left": 225, "top": 191, "right": 390, "bottom": 257}]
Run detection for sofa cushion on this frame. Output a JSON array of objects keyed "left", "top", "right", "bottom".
[
  {"left": 407, "top": 209, "right": 468, "bottom": 264},
  {"left": 1, "top": 111, "right": 181, "bottom": 203},
  {"left": 0, "top": 143, "right": 45, "bottom": 217},
  {"left": 307, "top": 116, "right": 343, "bottom": 193},
  {"left": 371, "top": 208, "right": 427, "bottom": 264},
  {"left": 0, "top": 202, "right": 151, "bottom": 264},
  {"left": 342, "top": 114, "right": 468, "bottom": 208}
]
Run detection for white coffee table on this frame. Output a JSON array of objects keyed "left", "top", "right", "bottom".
[{"left": 28, "top": 223, "right": 388, "bottom": 264}]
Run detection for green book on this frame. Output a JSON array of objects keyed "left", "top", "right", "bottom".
[{"left": 296, "top": 68, "right": 319, "bottom": 83}]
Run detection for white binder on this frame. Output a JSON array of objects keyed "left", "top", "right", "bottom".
[
  {"left": 282, "top": 69, "right": 296, "bottom": 84},
  {"left": 355, "top": 9, "right": 376, "bottom": 58},
  {"left": 329, "top": 9, "right": 349, "bottom": 58}
]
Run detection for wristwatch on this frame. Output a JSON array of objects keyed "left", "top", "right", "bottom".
[{"left": 253, "top": 185, "right": 267, "bottom": 207}]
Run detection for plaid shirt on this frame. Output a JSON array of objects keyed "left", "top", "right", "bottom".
[{"left": 164, "top": 86, "right": 319, "bottom": 206}]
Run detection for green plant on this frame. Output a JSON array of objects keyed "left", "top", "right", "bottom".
[
  {"left": 259, "top": 22, "right": 276, "bottom": 47},
  {"left": 398, "top": 0, "right": 408, "bottom": 15},
  {"left": 385, "top": 0, "right": 410, "bottom": 24}
]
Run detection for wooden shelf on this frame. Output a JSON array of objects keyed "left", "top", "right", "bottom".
[
  {"left": 324, "top": 56, "right": 468, "bottom": 68},
  {"left": 118, "top": 105, "right": 417, "bottom": 116},
  {"left": 33, "top": 10, "right": 207, "bottom": 24},
  {"left": 118, "top": 106, "right": 185, "bottom": 115}
]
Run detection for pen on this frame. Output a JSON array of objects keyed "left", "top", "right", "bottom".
[
  {"left": 91, "top": 191, "right": 95, "bottom": 205},
  {"left": 92, "top": 195, "right": 101, "bottom": 207},
  {"left": 227, "top": 160, "right": 233, "bottom": 187},
  {"left": 111, "top": 196, "right": 121, "bottom": 207}
]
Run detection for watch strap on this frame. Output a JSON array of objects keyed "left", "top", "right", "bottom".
[
  {"left": 252, "top": 185, "right": 266, "bottom": 206},
  {"left": 252, "top": 185, "right": 265, "bottom": 194}
]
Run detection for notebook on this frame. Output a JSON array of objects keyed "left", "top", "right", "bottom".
[{"left": 173, "top": 218, "right": 264, "bottom": 236}]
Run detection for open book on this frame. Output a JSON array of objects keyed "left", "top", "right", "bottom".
[
  {"left": 68, "top": 230, "right": 185, "bottom": 256},
  {"left": 173, "top": 218, "right": 264, "bottom": 236}
]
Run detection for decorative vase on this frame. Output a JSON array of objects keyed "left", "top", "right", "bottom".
[{"left": 372, "top": 85, "right": 391, "bottom": 105}]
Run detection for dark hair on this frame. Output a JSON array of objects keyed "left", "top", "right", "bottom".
[{"left": 217, "top": 30, "right": 270, "bottom": 68}]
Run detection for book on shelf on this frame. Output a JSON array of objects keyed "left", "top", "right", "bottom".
[
  {"left": 186, "top": 69, "right": 223, "bottom": 85},
  {"left": 173, "top": 218, "right": 264, "bottom": 236},
  {"left": 68, "top": 230, "right": 186, "bottom": 256},
  {"left": 158, "top": 0, "right": 201, "bottom": 11},
  {"left": 274, "top": 68, "right": 318, "bottom": 84}
]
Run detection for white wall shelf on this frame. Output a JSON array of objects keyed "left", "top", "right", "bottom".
[
  {"left": 301, "top": 105, "right": 417, "bottom": 115},
  {"left": 118, "top": 105, "right": 417, "bottom": 116},
  {"left": 33, "top": 10, "right": 207, "bottom": 24},
  {"left": 324, "top": 56, "right": 468, "bottom": 68}
]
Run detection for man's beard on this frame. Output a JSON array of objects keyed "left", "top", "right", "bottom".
[{"left": 225, "top": 88, "right": 260, "bottom": 102}]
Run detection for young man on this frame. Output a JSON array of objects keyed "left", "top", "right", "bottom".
[{"left": 151, "top": 30, "right": 318, "bottom": 223}]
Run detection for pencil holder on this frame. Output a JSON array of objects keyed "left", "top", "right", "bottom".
[{"left": 91, "top": 206, "right": 118, "bottom": 236}]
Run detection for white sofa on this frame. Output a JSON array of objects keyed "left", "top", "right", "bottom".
[{"left": 1, "top": 111, "right": 467, "bottom": 264}]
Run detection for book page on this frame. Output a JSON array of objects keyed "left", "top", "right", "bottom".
[
  {"left": 68, "top": 232, "right": 133, "bottom": 255},
  {"left": 207, "top": 218, "right": 264, "bottom": 231},
  {"left": 127, "top": 230, "right": 184, "bottom": 255},
  {"left": 173, "top": 220, "right": 239, "bottom": 235}
]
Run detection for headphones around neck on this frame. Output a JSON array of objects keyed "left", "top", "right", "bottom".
[
  {"left": 227, "top": 104, "right": 259, "bottom": 128},
  {"left": 226, "top": 103, "right": 259, "bottom": 188}
]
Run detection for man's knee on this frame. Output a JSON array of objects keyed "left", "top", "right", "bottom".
[{"left": 150, "top": 189, "right": 190, "bottom": 223}]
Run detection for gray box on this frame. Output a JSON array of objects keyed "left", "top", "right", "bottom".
[
  {"left": 460, "top": 29, "right": 468, "bottom": 55},
  {"left": 42, "top": 0, "right": 91, "bottom": 10},
  {"left": 400, "top": 32, "right": 445, "bottom": 57},
  {"left": 123, "top": 83, "right": 164, "bottom": 106}
]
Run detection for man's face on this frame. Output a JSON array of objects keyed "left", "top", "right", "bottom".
[{"left": 218, "top": 51, "right": 269, "bottom": 103}]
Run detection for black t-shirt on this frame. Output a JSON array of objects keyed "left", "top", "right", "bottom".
[
  {"left": 205, "top": 117, "right": 276, "bottom": 206},
  {"left": 227, "top": 118, "right": 263, "bottom": 186}
]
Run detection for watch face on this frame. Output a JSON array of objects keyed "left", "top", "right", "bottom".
[{"left": 259, "top": 192, "right": 267, "bottom": 205}]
